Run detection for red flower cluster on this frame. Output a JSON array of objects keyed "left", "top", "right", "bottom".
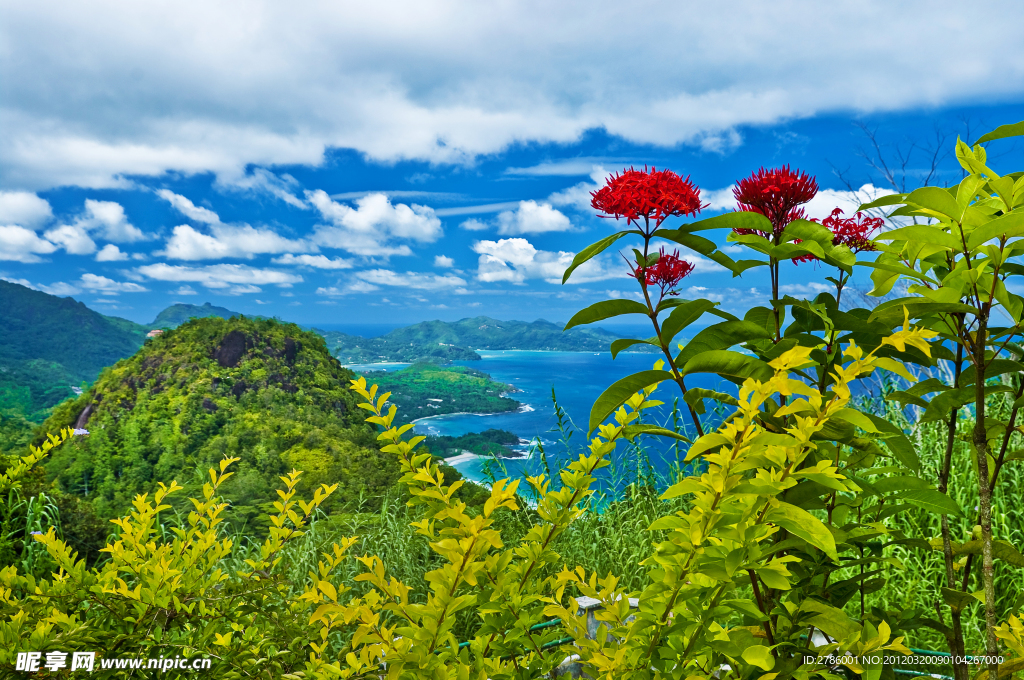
[
  {"left": 732, "top": 165, "right": 818, "bottom": 239},
  {"left": 632, "top": 248, "right": 695, "bottom": 296},
  {"left": 592, "top": 166, "right": 704, "bottom": 233},
  {"left": 794, "top": 208, "right": 885, "bottom": 264},
  {"left": 822, "top": 208, "right": 883, "bottom": 252}
]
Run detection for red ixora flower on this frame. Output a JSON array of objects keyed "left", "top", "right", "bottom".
[
  {"left": 794, "top": 208, "right": 885, "bottom": 264},
  {"left": 631, "top": 248, "right": 695, "bottom": 296},
  {"left": 733, "top": 165, "right": 818, "bottom": 239},
  {"left": 592, "top": 166, "right": 704, "bottom": 233}
]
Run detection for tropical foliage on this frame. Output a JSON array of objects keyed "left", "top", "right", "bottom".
[{"left": 3, "top": 119, "right": 1024, "bottom": 680}]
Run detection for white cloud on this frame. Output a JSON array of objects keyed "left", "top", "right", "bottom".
[
  {"left": 0, "top": 225, "right": 58, "bottom": 262},
  {"left": 37, "top": 281, "right": 81, "bottom": 296},
  {"left": 272, "top": 253, "right": 354, "bottom": 269},
  {"left": 79, "top": 273, "right": 148, "bottom": 293},
  {"left": 225, "top": 284, "right": 262, "bottom": 295},
  {"left": 702, "top": 186, "right": 737, "bottom": 212},
  {"left": 43, "top": 224, "right": 96, "bottom": 255},
  {"left": 356, "top": 269, "right": 467, "bottom": 291},
  {"left": 136, "top": 262, "right": 303, "bottom": 288},
  {"left": 307, "top": 190, "right": 442, "bottom": 257},
  {"left": 2, "top": 2, "right": 1023, "bottom": 190},
  {"left": 459, "top": 218, "right": 490, "bottom": 231},
  {"left": 779, "top": 282, "right": 834, "bottom": 297},
  {"left": 317, "top": 281, "right": 380, "bottom": 296},
  {"left": 171, "top": 285, "right": 198, "bottom": 295},
  {"left": 215, "top": 169, "right": 306, "bottom": 208},
  {"left": 802, "top": 184, "right": 896, "bottom": 221},
  {"left": 156, "top": 189, "right": 220, "bottom": 223},
  {"left": 162, "top": 223, "right": 312, "bottom": 260},
  {"left": 434, "top": 254, "right": 455, "bottom": 268},
  {"left": 472, "top": 237, "right": 623, "bottom": 285},
  {"left": 81, "top": 200, "right": 145, "bottom": 242},
  {"left": 496, "top": 200, "right": 572, "bottom": 235},
  {"left": 547, "top": 166, "right": 613, "bottom": 213},
  {"left": 0, "top": 191, "right": 52, "bottom": 227},
  {"left": 95, "top": 243, "right": 129, "bottom": 261}
]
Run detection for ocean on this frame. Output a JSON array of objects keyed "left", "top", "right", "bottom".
[{"left": 348, "top": 350, "right": 728, "bottom": 496}]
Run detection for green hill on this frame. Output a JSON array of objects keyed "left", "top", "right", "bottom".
[
  {"left": 151, "top": 301, "right": 243, "bottom": 328},
  {"left": 0, "top": 280, "right": 148, "bottom": 420},
  {"left": 321, "top": 316, "right": 652, "bottom": 364},
  {"left": 39, "top": 316, "right": 396, "bottom": 526},
  {"left": 361, "top": 362, "right": 520, "bottom": 424}
]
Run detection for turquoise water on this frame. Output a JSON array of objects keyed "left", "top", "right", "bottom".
[{"left": 351, "top": 351, "right": 726, "bottom": 493}]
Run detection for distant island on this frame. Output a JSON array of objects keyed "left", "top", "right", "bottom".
[
  {"left": 360, "top": 362, "right": 521, "bottom": 424},
  {"left": 320, "top": 316, "right": 655, "bottom": 364},
  {"left": 152, "top": 302, "right": 250, "bottom": 329}
]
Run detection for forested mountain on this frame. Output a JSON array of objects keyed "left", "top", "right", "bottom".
[
  {"left": 151, "top": 301, "right": 243, "bottom": 328},
  {"left": 321, "top": 315, "right": 651, "bottom": 363},
  {"left": 39, "top": 316, "right": 396, "bottom": 526},
  {"left": 363, "top": 362, "right": 520, "bottom": 423},
  {"left": 0, "top": 280, "right": 148, "bottom": 419}
]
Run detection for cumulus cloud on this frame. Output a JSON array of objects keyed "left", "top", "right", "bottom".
[
  {"left": 802, "top": 184, "right": 897, "bottom": 221},
  {"left": 95, "top": 243, "right": 129, "bottom": 261},
  {"left": 43, "top": 223, "right": 96, "bottom": 255},
  {"left": 472, "top": 237, "right": 624, "bottom": 285},
  {"left": 355, "top": 269, "right": 467, "bottom": 291},
  {"left": 779, "top": 282, "right": 834, "bottom": 296},
  {"left": 215, "top": 169, "right": 306, "bottom": 208},
  {"left": 0, "top": 191, "right": 52, "bottom": 227},
  {"left": 157, "top": 190, "right": 220, "bottom": 223},
  {"left": 0, "top": 225, "right": 59, "bottom": 262},
  {"left": 307, "top": 190, "right": 442, "bottom": 258},
  {"left": 3, "top": 2, "right": 1024, "bottom": 191},
  {"left": 162, "top": 223, "right": 312, "bottom": 260},
  {"left": 136, "top": 263, "right": 302, "bottom": 288},
  {"left": 433, "top": 254, "right": 454, "bottom": 268},
  {"left": 271, "top": 253, "right": 354, "bottom": 269},
  {"left": 547, "top": 166, "right": 613, "bottom": 213},
  {"left": 37, "top": 281, "right": 82, "bottom": 296},
  {"left": 459, "top": 218, "right": 490, "bottom": 231},
  {"left": 496, "top": 200, "right": 572, "bottom": 235},
  {"left": 317, "top": 281, "right": 381, "bottom": 296},
  {"left": 79, "top": 273, "right": 148, "bottom": 293},
  {"left": 171, "top": 285, "right": 198, "bottom": 295}
]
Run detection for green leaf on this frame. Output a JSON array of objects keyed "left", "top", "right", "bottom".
[
  {"left": 622, "top": 424, "right": 691, "bottom": 442},
  {"left": 899, "top": 489, "right": 965, "bottom": 518},
  {"left": 876, "top": 224, "right": 961, "bottom": 249},
  {"left": 562, "top": 231, "right": 635, "bottom": 284},
  {"left": 661, "top": 299, "right": 719, "bottom": 346},
  {"left": 610, "top": 337, "right": 659, "bottom": 359},
  {"left": 966, "top": 211, "right": 1024, "bottom": 250},
  {"left": 741, "top": 645, "right": 775, "bottom": 671},
  {"left": 589, "top": 369, "right": 675, "bottom": 434},
  {"left": 669, "top": 210, "right": 771, "bottom": 234},
  {"left": 858, "top": 193, "right": 908, "bottom": 211},
  {"left": 905, "top": 186, "right": 964, "bottom": 222},
  {"left": 862, "top": 413, "right": 920, "bottom": 471},
  {"left": 683, "top": 388, "right": 740, "bottom": 415},
  {"left": 675, "top": 320, "right": 773, "bottom": 366},
  {"left": 941, "top": 587, "right": 978, "bottom": 614},
  {"left": 977, "top": 120, "right": 1024, "bottom": 144},
  {"left": 564, "top": 299, "right": 650, "bottom": 331},
  {"left": 765, "top": 502, "right": 837, "bottom": 560},
  {"left": 679, "top": 350, "right": 774, "bottom": 383},
  {"left": 800, "top": 599, "right": 860, "bottom": 641}
]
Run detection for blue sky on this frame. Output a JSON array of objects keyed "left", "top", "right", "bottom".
[{"left": 1, "top": 1, "right": 1022, "bottom": 329}]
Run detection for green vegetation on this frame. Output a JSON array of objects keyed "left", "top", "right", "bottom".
[
  {"left": 0, "top": 280, "right": 147, "bottom": 419},
  {"left": 151, "top": 301, "right": 244, "bottom": 328},
  {"left": 38, "top": 316, "right": 398, "bottom": 531},
  {"left": 424, "top": 428, "right": 522, "bottom": 458},
  {"left": 360, "top": 362, "right": 519, "bottom": 423},
  {"left": 320, "top": 329, "right": 481, "bottom": 363},
  {"left": 320, "top": 315, "right": 655, "bottom": 363}
]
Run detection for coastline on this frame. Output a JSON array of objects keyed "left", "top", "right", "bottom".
[
  {"left": 411, "top": 403, "right": 534, "bottom": 426},
  {"left": 343, "top": 347, "right": 657, "bottom": 369}
]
